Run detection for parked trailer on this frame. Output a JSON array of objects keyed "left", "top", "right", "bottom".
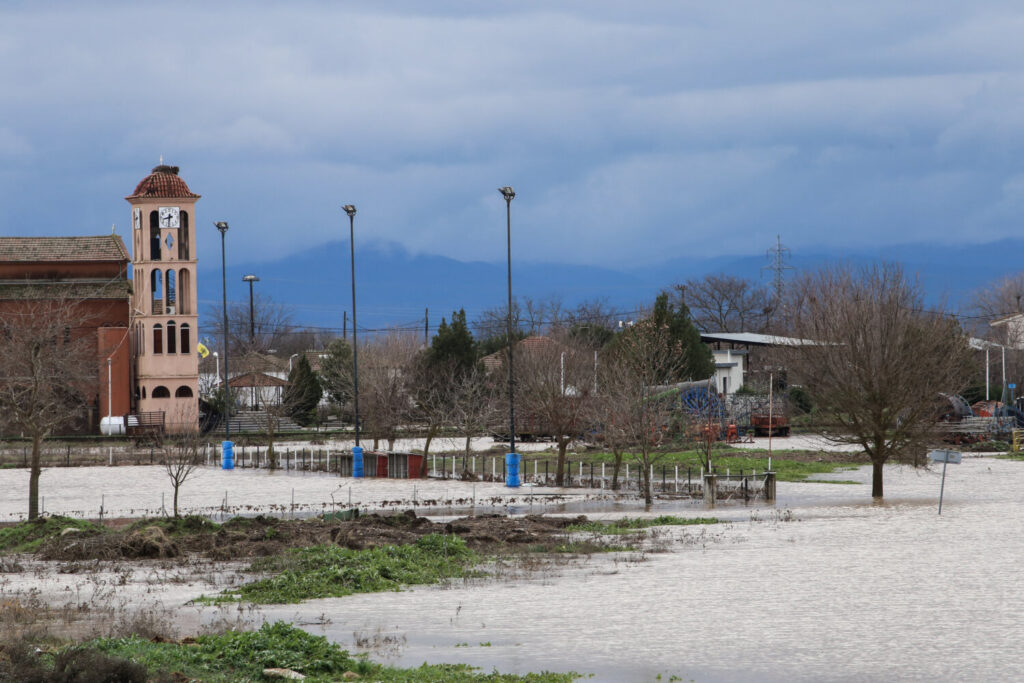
[{"left": 751, "top": 413, "right": 790, "bottom": 437}]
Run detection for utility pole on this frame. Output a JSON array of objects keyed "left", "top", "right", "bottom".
[{"left": 425, "top": 307, "right": 429, "bottom": 347}]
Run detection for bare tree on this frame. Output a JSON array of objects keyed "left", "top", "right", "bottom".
[
  {"left": 360, "top": 332, "right": 418, "bottom": 450},
  {"left": 407, "top": 357, "right": 457, "bottom": 465},
  {"left": 0, "top": 297, "right": 97, "bottom": 519},
  {"left": 563, "top": 298, "right": 618, "bottom": 350},
  {"left": 202, "top": 293, "right": 297, "bottom": 357},
  {"left": 163, "top": 427, "right": 203, "bottom": 517},
  {"left": 515, "top": 334, "right": 595, "bottom": 486},
  {"left": 785, "top": 263, "right": 973, "bottom": 498},
  {"left": 679, "top": 274, "right": 770, "bottom": 333},
  {"left": 595, "top": 321, "right": 687, "bottom": 503},
  {"left": 966, "top": 272, "right": 1024, "bottom": 333},
  {"left": 473, "top": 301, "right": 524, "bottom": 347},
  {"left": 252, "top": 377, "right": 293, "bottom": 470},
  {"left": 451, "top": 364, "right": 500, "bottom": 458}
]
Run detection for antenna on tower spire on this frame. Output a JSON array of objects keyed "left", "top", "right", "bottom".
[{"left": 762, "top": 234, "right": 794, "bottom": 305}]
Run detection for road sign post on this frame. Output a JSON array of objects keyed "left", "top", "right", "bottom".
[{"left": 928, "top": 449, "right": 962, "bottom": 515}]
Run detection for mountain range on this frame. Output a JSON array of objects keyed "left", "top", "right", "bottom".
[{"left": 194, "top": 237, "right": 1023, "bottom": 335}]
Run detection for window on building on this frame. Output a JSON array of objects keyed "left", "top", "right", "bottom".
[
  {"left": 175, "top": 386, "right": 194, "bottom": 398},
  {"left": 180, "top": 323, "right": 190, "bottom": 355},
  {"left": 152, "top": 386, "right": 170, "bottom": 398},
  {"left": 153, "top": 324, "right": 163, "bottom": 354},
  {"left": 167, "top": 320, "right": 177, "bottom": 354}
]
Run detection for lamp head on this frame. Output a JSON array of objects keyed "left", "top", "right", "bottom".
[
  {"left": 242, "top": 274, "right": 259, "bottom": 283},
  {"left": 214, "top": 221, "right": 229, "bottom": 234},
  {"left": 498, "top": 186, "right": 515, "bottom": 201},
  {"left": 342, "top": 204, "right": 357, "bottom": 218}
]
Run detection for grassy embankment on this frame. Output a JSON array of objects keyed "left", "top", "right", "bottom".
[
  {"left": 5, "top": 621, "right": 579, "bottom": 682},
  {"left": 0, "top": 515, "right": 105, "bottom": 552}
]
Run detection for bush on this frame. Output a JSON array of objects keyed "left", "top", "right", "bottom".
[{"left": 787, "top": 385, "right": 813, "bottom": 414}]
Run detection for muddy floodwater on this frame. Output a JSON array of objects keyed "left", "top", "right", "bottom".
[
  {"left": 3, "top": 456, "right": 1023, "bottom": 681},
  {"left": 257, "top": 458, "right": 1024, "bottom": 682}
]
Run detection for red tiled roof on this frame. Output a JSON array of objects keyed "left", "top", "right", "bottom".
[
  {"left": 227, "top": 372, "right": 290, "bottom": 388},
  {"left": 126, "top": 165, "right": 200, "bottom": 199},
  {"left": 0, "top": 279, "right": 131, "bottom": 301},
  {"left": 0, "top": 235, "right": 129, "bottom": 262},
  {"left": 481, "top": 335, "right": 557, "bottom": 371}
]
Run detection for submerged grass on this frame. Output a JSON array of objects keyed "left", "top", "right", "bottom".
[
  {"left": 0, "top": 515, "right": 106, "bottom": 553},
  {"left": 574, "top": 450, "right": 862, "bottom": 483},
  {"left": 566, "top": 515, "right": 719, "bottom": 534},
  {"left": 198, "top": 533, "right": 480, "bottom": 605},
  {"left": 44, "top": 622, "right": 580, "bottom": 682}
]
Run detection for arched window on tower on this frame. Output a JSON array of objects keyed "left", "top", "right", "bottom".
[
  {"left": 152, "top": 386, "right": 170, "bottom": 398},
  {"left": 180, "top": 323, "right": 191, "bottom": 356},
  {"left": 151, "top": 269, "right": 163, "bottom": 315},
  {"left": 175, "top": 386, "right": 194, "bottom": 398},
  {"left": 179, "top": 211, "right": 190, "bottom": 259},
  {"left": 149, "top": 211, "right": 161, "bottom": 260},
  {"left": 167, "top": 320, "right": 177, "bottom": 354},
  {"left": 179, "top": 269, "right": 191, "bottom": 314},
  {"left": 166, "top": 270, "right": 176, "bottom": 313},
  {"left": 153, "top": 323, "right": 163, "bottom": 354}
]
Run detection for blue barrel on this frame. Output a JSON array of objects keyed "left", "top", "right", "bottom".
[
  {"left": 352, "top": 445, "right": 364, "bottom": 478},
  {"left": 221, "top": 441, "right": 234, "bottom": 470},
  {"left": 505, "top": 452, "right": 521, "bottom": 488}
]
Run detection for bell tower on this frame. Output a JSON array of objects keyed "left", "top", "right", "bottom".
[{"left": 126, "top": 164, "right": 200, "bottom": 431}]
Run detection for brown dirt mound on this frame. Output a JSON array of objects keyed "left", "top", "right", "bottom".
[{"left": 37, "top": 511, "right": 589, "bottom": 562}]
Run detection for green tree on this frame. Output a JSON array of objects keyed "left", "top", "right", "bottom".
[
  {"left": 427, "top": 309, "right": 476, "bottom": 374},
  {"left": 615, "top": 292, "right": 715, "bottom": 383},
  {"left": 651, "top": 291, "right": 715, "bottom": 381},
  {"left": 318, "top": 338, "right": 353, "bottom": 408},
  {"left": 283, "top": 355, "right": 322, "bottom": 427},
  {"left": 410, "top": 310, "right": 479, "bottom": 470}
]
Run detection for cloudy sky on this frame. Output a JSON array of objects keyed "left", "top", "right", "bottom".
[{"left": 2, "top": 1, "right": 1023, "bottom": 268}]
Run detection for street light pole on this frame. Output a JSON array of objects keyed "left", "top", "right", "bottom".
[
  {"left": 499, "top": 186, "right": 520, "bottom": 487},
  {"left": 215, "top": 222, "right": 231, "bottom": 444},
  {"left": 242, "top": 275, "right": 259, "bottom": 344},
  {"left": 343, "top": 204, "right": 363, "bottom": 477}
]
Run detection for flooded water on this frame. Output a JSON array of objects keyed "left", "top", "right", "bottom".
[
  {"left": 0, "top": 466, "right": 606, "bottom": 522},
  {"left": 256, "top": 457, "right": 1024, "bottom": 682},
  {"left": 3, "top": 457, "right": 1022, "bottom": 680}
]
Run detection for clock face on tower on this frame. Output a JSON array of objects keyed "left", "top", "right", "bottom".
[
  {"left": 158, "top": 206, "right": 180, "bottom": 229},
  {"left": 133, "top": 207, "right": 141, "bottom": 230}
]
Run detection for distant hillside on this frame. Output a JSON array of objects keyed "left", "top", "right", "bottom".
[{"left": 195, "top": 238, "right": 1023, "bottom": 334}]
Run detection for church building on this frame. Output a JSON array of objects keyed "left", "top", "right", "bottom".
[{"left": 0, "top": 163, "right": 203, "bottom": 435}]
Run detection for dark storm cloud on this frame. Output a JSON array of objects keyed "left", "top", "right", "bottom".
[{"left": 1, "top": 1, "right": 1022, "bottom": 266}]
